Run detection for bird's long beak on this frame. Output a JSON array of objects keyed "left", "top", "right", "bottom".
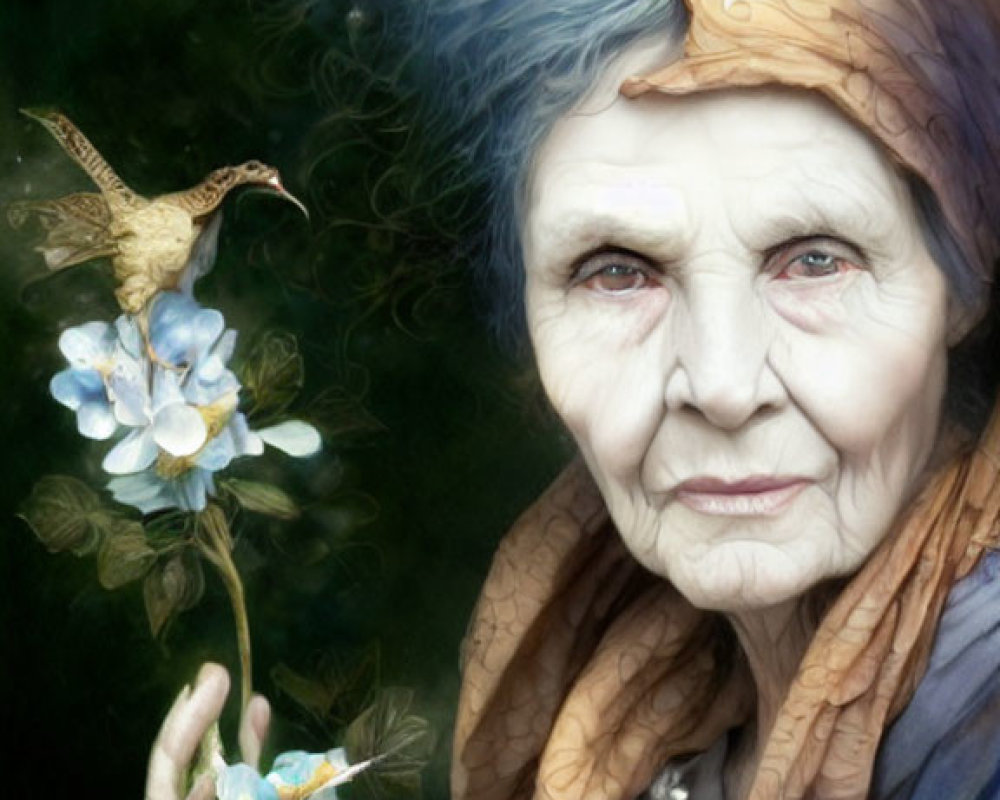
[{"left": 266, "top": 175, "right": 310, "bottom": 220}]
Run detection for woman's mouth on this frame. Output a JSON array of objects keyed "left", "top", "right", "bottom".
[{"left": 674, "top": 477, "right": 811, "bottom": 516}]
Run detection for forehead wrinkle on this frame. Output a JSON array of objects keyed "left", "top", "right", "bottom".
[
  {"left": 527, "top": 189, "right": 692, "bottom": 268},
  {"left": 732, "top": 163, "right": 909, "bottom": 253}
]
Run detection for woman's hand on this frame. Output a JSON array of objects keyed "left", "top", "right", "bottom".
[{"left": 145, "top": 663, "right": 271, "bottom": 800}]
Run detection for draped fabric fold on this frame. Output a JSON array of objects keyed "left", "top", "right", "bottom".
[{"left": 453, "top": 405, "right": 1000, "bottom": 799}]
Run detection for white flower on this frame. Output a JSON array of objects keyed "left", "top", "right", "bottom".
[
  {"left": 96, "top": 291, "right": 321, "bottom": 514},
  {"left": 49, "top": 321, "right": 120, "bottom": 439},
  {"left": 107, "top": 465, "right": 217, "bottom": 515},
  {"left": 50, "top": 291, "right": 322, "bottom": 514},
  {"left": 215, "top": 761, "right": 279, "bottom": 800},
  {"left": 214, "top": 747, "right": 372, "bottom": 800}
]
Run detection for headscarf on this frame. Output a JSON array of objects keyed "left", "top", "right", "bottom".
[
  {"left": 622, "top": 0, "right": 1000, "bottom": 307},
  {"left": 452, "top": 2, "right": 1000, "bottom": 798}
]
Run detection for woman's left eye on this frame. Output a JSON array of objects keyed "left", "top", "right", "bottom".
[
  {"left": 572, "top": 250, "right": 659, "bottom": 295},
  {"left": 767, "top": 238, "right": 864, "bottom": 280}
]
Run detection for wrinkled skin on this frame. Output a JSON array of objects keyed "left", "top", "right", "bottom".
[{"left": 523, "top": 57, "right": 970, "bottom": 612}]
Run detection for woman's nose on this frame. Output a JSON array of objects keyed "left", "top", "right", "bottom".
[{"left": 664, "top": 276, "right": 785, "bottom": 430}]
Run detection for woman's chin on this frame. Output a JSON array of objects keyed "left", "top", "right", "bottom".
[{"left": 659, "top": 542, "right": 830, "bottom": 613}]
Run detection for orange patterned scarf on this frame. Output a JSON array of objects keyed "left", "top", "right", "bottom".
[{"left": 453, "top": 406, "right": 1000, "bottom": 799}]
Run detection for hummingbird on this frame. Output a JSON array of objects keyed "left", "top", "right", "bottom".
[{"left": 7, "top": 108, "right": 308, "bottom": 316}]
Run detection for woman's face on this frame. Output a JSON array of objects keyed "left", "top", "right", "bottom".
[{"left": 523, "top": 74, "right": 963, "bottom": 610}]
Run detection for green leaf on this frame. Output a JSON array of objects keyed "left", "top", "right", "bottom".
[
  {"left": 271, "top": 646, "right": 381, "bottom": 730},
  {"left": 237, "top": 330, "right": 304, "bottom": 422},
  {"left": 143, "top": 550, "right": 205, "bottom": 639},
  {"left": 307, "top": 384, "right": 385, "bottom": 442},
  {"left": 95, "top": 518, "right": 157, "bottom": 589},
  {"left": 221, "top": 479, "right": 300, "bottom": 520},
  {"left": 18, "top": 475, "right": 103, "bottom": 555},
  {"left": 344, "top": 688, "right": 435, "bottom": 797},
  {"left": 143, "top": 511, "right": 195, "bottom": 551},
  {"left": 270, "top": 662, "right": 339, "bottom": 719}
]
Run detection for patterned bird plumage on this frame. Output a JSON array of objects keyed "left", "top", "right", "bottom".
[{"left": 7, "top": 108, "right": 307, "bottom": 315}]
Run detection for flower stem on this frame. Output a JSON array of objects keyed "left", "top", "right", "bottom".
[{"left": 197, "top": 505, "right": 252, "bottom": 714}]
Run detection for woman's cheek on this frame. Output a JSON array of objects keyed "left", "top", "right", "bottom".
[
  {"left": 771, "top": 325, "right": 946, "bottom": 474},
  {"left": 531, "top": 290, "right": 671, "bottom": 478}
]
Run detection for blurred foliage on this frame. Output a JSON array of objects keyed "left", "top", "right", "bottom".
[
  {"left": 222, "top": 478, "right": 302, "bottom": 520},
  {"left": 344, "top": 688, "right": 436, "bottom": 799},
  {"left": 21, "top": 474, "right": 158, "bottom": 590},
  {"left": 238, "top": 329, "right": 307, "bottom": 424},
  {"left": 19, "top": 474, "right": 106, "bottom": 555},
  {"left": 0, "top": 0, "right": 572, "bottom": 797},
  {"left": 272, "top": 644, "right": 382, "bottom": 737},
  {"left": 144, "top": 548, "right": 207, "bottom": 639}
]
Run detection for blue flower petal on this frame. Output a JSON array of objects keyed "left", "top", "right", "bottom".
[
  {"left": 107, "top": 465, "right": 218, "bottom": 515},
  {"left": 188, "top": 309, "right": 226, "bottom": 357},
  {"left": 114, "top": 315, "right": 144, "bottom": 358},
  {"left": 103, "top": 428, "right": 158, "bottom": 475},
  {"left": 216, "top": 762, "right": 280, "bottom": 800},
  {"left": 196, "top": 428, "right": 237, "bottom": 472},
  {"left": 176, "top": 469, "right": 211, "bottom": 512},
  {"left": 210, "top": 329, "right": 237, "bottom": 366},
  {"left": 58, "top": 321, "right": 115, "bottom": 367},
  {"left": 184, "top": 366, "right": 240, "bottom": 407},
  {"left": 149, "top": 291, "right": 199, "bottom": 328},
  {"left": 149, "top": 292, "right": 224, "bottom": 367},
  {"left": 77, "top": 400, "right": 118, "bottom": 440},
  {"left": 108, "top": 360, "right": 151, "bottom": 427},
  {"left": 50, "top": 368, "right": 106, "bottom": 410},
  {"left": 227, "top": 413, "right": 258, "bottom": 457},
  {"left": 107, "top": 473, "right": 175, "bottom": 514},
  {"left": 150, "top": 365, "right": 185, "bottom": 410},
  {"left": 268, "top": 751, "right": 327, "bottom": 787}
]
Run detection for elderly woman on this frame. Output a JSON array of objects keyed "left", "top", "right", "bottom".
[{"left": 149, "top": 1, "right": 1000, "bottom": 798}]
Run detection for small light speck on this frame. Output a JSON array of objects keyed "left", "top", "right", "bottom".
[{"left": 346, "top": 6, "right": 365, "bottom": 29}]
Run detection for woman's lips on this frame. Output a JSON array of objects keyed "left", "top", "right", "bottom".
[{"left": 674, "top": 477, "right": 811, "bottom": 517}]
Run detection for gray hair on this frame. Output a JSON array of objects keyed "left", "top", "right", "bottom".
[
  {"left": 379, "top": 0, "right": 688, "bottom": 347},
  {"left": 367, "top": 1, "right": 998, "bottom": 430}
]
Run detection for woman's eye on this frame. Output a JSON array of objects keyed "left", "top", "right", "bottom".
[
  {"left": 768, "top": 238, "right": 864, "bottom": 281},
  {"left": 783, "top": 251, "right": 844, "bottom": 278},
  {"left": 575, "top": 252, "right": 657, "bottom": 294}
]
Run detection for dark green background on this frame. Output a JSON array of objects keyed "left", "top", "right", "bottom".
[{"left": 0, "top": 1, "right": 570, "bottom": 796}]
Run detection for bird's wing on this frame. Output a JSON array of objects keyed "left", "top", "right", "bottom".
[
  {"left": 21, "top": 108, "right": 144, "bottom": 214},
  {"left": 7, "top": 192, "right": 118, "bottom": 270}
]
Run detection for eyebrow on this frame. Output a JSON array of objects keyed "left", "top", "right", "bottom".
[
  {"left": 527, "top": 201, "right": 691, "bottom": 271},
  {"left": 735, "top": 170, "right": 905, "bottom": 254},
  {"left": 525, "top": 162, "right": 909, "bottom": 271}
]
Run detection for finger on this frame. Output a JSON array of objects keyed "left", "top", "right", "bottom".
[
  {"left": 146, "top": 663, "right": 230, "bottom": 800},
  {"left": 184, "top": 771, "right": 216, "bottom": 800},
  {"left": 238, "top": 693, "right": 272, "bottom": 770}
]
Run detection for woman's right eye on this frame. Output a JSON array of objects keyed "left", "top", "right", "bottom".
[{"left": 574, "top": 251, "right": 658, "bottom": 295}]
